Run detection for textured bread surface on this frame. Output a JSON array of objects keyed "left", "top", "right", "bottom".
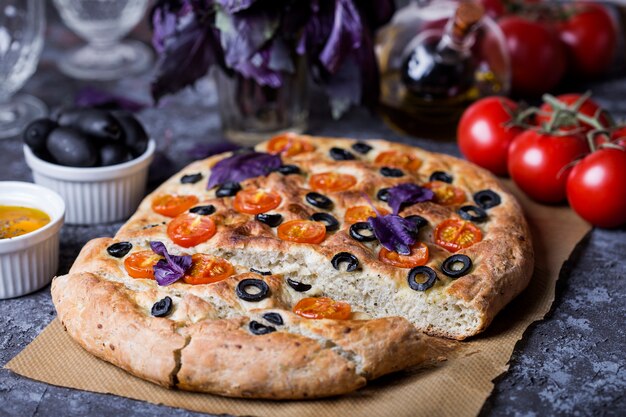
[{"left": 52, "top": 135, "right": 533, "bottom": 398}]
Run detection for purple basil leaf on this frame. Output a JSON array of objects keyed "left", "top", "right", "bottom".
[
  {"left": 149, "top": 0, "right": 395, "bottom": 115},
  {"left": 150, "top": 240, "right": 169, "bottom": 257},
  {"left": 207, "top": 151, "right": 281, "bottom": 188},
  {"left": 150, "top": 241, "right": 192, "bottom": 286},
  {"left": 187, "top": 141, "right": 241, "bottom": 159},
  {"left": 303, "top": 0, "right": 386, "bottom": 116},
  {"left": 319, "top": 0, "right": 363, "bottom": 74},
  {"left": 151, "top": 0, "right": 194, "bottom": 54},
  {"left": 387, "top": 183, "right": 435, "bottom": 215},
  {"left": 152, "top": 6, "right": 223, "bottom": 102},
  {"left": 232, "top": 43, "right": 283, "bottom": 88},
  {"left": 215, "top": 6, "right": 280, "bottom": 77},
  {"left": 74, "top": 87, "right": 148, "bottom": 113},
  {"left": 368, "top": 214, "right": 416, "bottom": 256}
]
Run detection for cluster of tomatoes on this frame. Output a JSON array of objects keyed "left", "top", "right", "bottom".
[
  {"left": 480, "top": 0, "right": 617, "bottom": 95},
  {"left": 458, "top": 93, "right": 626, "bottom": 228}
]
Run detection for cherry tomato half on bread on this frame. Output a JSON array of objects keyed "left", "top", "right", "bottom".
[
  {"left": 566, "top": 148, "right": 626, "bottom": 228},
  {"left": 267, "top": 133, "right": 315, "bottom": 157},
  {"left": 536, "top": 94, "right": 611, "bottom": 133},
  {"left": 124, "top": 251, "right": 162, "bottom": 279},
  {"left": 434, "top": 219, "right": 482, "bottom": 253},
  {"left": 309, "top": 172, "right": 357, "bottom": 193},
  {"left": 182, "top": 254, "right": 234, "bottom": 285},
  {"left": 423, "top": 181, "right": 467, "bottom": 206},
  {"left": 167, "top": 213, "right": 217, "bottom": 248},
  {"left": 457, "top": 97, "right": 524, "bottom": 176},
  {"left": 344, "top": 205, "right": 389, "bottom": 223},
  {"left": 374, "top": 150, "right": 422, "bottom": 171},
  {"left": 293, "top": 297, "right": 351, "bottom": 320},
  {"left": 508, "top": 130, "right": 589, "bottom": 203},
  {"left": 152, "top": 194, "right": 199, "bottom": 217},
  {"left": 379, "top": 242, "right": 429, "bottom": 268},
  {"left": 233, "top": 189, "right": 281, "bottom": 215},
  {"left": 277, "top": 220, "right": 326, "bottom": 244},
  {"left": 497, "top": 16, "right": 566, "bottom": 96},
  {"left": 557, "top": 3, "right": 617, "bottom": 78}
]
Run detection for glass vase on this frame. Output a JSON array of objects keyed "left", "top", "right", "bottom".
[{"left": 215, "top": 60, "right": 308, "bottom": 146}]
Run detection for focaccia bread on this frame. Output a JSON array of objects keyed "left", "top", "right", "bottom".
[{"left": 52, "top": 135, "right": 533, "bottom": 399}]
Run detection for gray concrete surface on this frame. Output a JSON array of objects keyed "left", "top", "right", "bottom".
[{"left": 1, "top": 6, "right": 625, "bottom": 417}]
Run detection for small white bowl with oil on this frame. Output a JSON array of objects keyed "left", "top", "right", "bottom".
[{"left": 0, "top": 181, "right": 65, "bottom": 299}]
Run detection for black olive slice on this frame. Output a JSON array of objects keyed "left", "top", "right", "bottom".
[
  {"left": 262, "top": 312, "right": 284, "bottom": 326},
  {"left": 429, "top": 171, "right": 453, "bottom": 183},
  {"left": 405, "top": 215, "right": 428, "bottom": 230},
  {"left": 249, "top": 320, "right": 276, "bottom": 335},
  {"left": 404, "top": 215, "right": 428, "bottom": 238},
  {"left": 458, "top": 205, "right": 488, "bottom": 223},
  {"left": 377, "top": 188, "right": 390, "bottom": 202},
  {"left": 349, "top": 222, "right": 377, "bottom": 242},
  {"left": 106, "top": 242, "right": 133, "bottom": 258},
  {"left": 407, "top": 266, "right": 437, "bottom": 291},
  {"left": 277, "top": 164, "right": 301, "bottom": 175},
  {"left": 151, "top": 296, "right": 173, "bottom": 317},
  {"left": 331, "top": 252, "right": 360, "bottom": 272},
  {"left": 180, "top": 173, "right": 203, "bottom": 184},
  {"left": 305, "top": 192, "right": 333, "bottom": 210},
  {"left": 309, "top": 212, "right": 339, "bottom": 232},
  {"left": 329, "top": 147, "right": 356, "bottom": 161},
  {"left": 287, "top": 278, "right": 312, "bottom": 292},
  {"left": 189, "top": 205, "right": 215, "bottom": 215},
  {"left": 441, "top": 254, "right": 472, "bottom": 278},
  {"left": 380, "top": 167, "right": 404, "bottom": 177},
  {"left": 473, "top": 189, "right": 501, "bottom": 209},
  {"left": 255, "top": 213, "right": 283, "bottom": 227},
  {"left": 216, "top": 181, "right": 241, "bottom": 197},
  {"left": 250, "top": 268, "right": 271, "bottom": 276},
  {"left": 236, "top": 279, "right": 270, "bottom": 302},
  {"left": 351, "top": 141, "right": 372, "bottom": 154}
]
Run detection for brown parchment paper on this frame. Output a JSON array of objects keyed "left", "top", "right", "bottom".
[{"left": 5, "top": 180, "right": 591, "bottom": 417}]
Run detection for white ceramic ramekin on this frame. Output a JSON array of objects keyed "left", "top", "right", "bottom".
[
  {"left": 0, "top": 182, "right": 65, "bottom": 299},
  {"left": 24, "top": 139, "right": 155, "bottom": 225}
]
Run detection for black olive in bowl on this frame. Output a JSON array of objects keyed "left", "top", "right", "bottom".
[
  {"left": 46, "top": 127, "right": 99, "bottom": 167},
  {"left": 58, "top": 108, "right": 123, "bottom": 142},
  {"left": 112, "top": 110, "right": 149, "bottom": 157}
]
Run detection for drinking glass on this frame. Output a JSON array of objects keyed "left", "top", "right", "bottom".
[
  {"left": 52, "top": 0, "right": 151, "bottom": 80},
  {"left": 0, "top": 0, "right": 46, "bottom": 139}
]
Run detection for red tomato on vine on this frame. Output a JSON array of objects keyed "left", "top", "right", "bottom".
[
  {"left": 557, "top": 3, "right": 617, "bottom": 78},
  {"left": 457, "top": 97, "right": 525, "bottom": 176},
  {"left": 567, "top": 147, "right": 626, "bottom": 228},
  {"left": 507, "top": 130, "right": 589, "bottom": 203},
  {"left": 498, "top": 16, "right": 566, "bottom": 96}
]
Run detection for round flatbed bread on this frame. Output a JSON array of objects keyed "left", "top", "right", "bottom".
[{"left": 52, "top": 135, "right": 533, "bottom": 399}]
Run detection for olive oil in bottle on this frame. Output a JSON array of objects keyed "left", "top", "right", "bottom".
[
  {"left": 376, "top": 1, "right": 509, "bottom": 139},
  {"left": 402, "top": 1, "right": 484, "bottom": 101}
]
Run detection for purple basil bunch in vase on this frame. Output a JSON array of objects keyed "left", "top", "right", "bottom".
[{"left": 150, "top": 0, "right": 395, "bottom": 144}]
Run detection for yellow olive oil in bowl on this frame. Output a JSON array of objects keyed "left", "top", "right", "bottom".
[{"left": 0, "top": 206, "right": 51, "bottom": 239}]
